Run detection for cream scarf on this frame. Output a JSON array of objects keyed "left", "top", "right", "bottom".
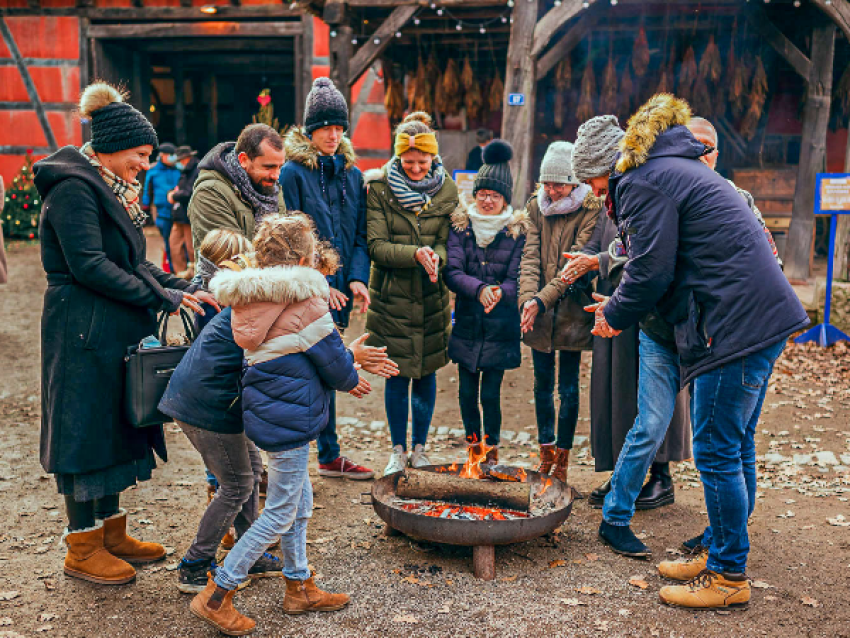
[
  {"left": 80, "top": 143, "right": 147, "bottom": 229},
  {"left": 467, "top": 206, "right": 514, "bottom": 248}
]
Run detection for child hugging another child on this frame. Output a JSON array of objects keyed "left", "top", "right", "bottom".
[{"left": 185, "top": 213, "right": 386, "bottom": 636}]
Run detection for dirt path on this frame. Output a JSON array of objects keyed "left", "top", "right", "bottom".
[{"left": 0, "top": 238, "right": 848, "bottom": 638}]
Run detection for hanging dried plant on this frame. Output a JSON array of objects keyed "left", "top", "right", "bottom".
[
  {"left": 699, "top": 35, "right": 722, "bottom": 83},
  {"left": 413, "top": 58, "right": 432, "bottom": 114},
  {"left": 553, "top": 58, "right": 571, "bottom": 129},
  {"left": 405, "top": 70, "right": 416, "bottom": 112},
  {"left": 632, "top": 27, "right": 650, "bottom": 77},
  {"left": 618, "top": 65, "right": 634, "bottom": 121},
  {"left": 692, "top": 73, "right": 712, "bottom": 117},
  {"left": 678, "top": 46, "right": 698, "bottom": 103},
  {"left": 442, "top": 59, "right": 462, "bottom": 115},
  {"left": 836, "top": 64, "right": 850, "bottom": 118},
  {"left": 434, "top": 71, "right": 447, "bottom": 115},
  {"left": 740, "top": 57, "right": 768, "bottom": 140},
  {"left": 384, "top": 76, "right": 405, "bottom": 122},
  {"left": 656, "top": 70, "right": 670, "bottom": 94},
  {"left": 576, "top": 58, "right": 597, "bottom": 123},
  {"left": 599, "top": 56, "right": 618, "bottom": 115},
  {"left": 730, "top": 56, "right": 751, "bottom": 118},
  {"left": 461, "top": 57, "right": 475, "bottom": 92},
  {"left": 465, "top": 82, "right": 483, "bottom": 122},
  {"left": 488, "top": 73, "right": 504, "bottom": 113},
  {"left": 426, "top": 52, "right": 440, "bottom": 86}
]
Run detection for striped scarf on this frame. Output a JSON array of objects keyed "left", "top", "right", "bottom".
[
  {"left": 80, "top": 143, "right": 147, "bottom": 229},
  {"left": 387, "top": 156, "right": 445, "bottom": 214}
]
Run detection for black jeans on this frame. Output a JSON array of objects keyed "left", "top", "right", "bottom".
[
  {"left": 532, "top": 349, "right": 581, "bottom": 449},
  {"left": 458, "top": 366, "right": 505, "bottom": 447}
]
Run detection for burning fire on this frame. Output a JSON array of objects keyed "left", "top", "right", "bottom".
[
  {"left": 459, "top": 442, "right": 490, "bottom": 479},
  {"left": 536, "top": 478, "right": 553, "bottom": 498},
  {"left": 399, "top": 501, "right": 529, "bottom": 521}
]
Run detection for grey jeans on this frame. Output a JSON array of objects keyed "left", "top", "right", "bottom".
[{"left": 178, "top": 421, "right": 263, "bottom": 563}]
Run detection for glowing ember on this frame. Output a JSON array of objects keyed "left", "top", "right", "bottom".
[{"left": 398, "top": 500, "right": 530, "bottom": 520}]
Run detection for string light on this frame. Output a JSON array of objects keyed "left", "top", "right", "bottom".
[
  {"left": 610, "top": 0, "right": 617, "bottom": 5},
  {"left": 582, "top": 1, "right": 589, "bottom": 6},
  {"left": 395, "top": 30, "right": 402, "bottom": 37},
  {"left": 554, "top": 0, "right": 562, "bottom": 5},
  {"left": 793, "top": 0, "right": 801, "bottom": 5},
  {"left": 456, "top": 22, "right": 463, "bottom": 30},
  {"left": 373, "top": 36, "right": 381, "bottom": 45},
  {"left": 507, "top": 0, "right": 514, "bottom": 6},
  {"left": 330, "top": 29, "right": 337, "bottom": 38},
  {"left": 436, "top": 8, "right": 443, "bottom": 15},
  {"left": 501, "top": 15, "right": 508, "bottom": 22},
  {"left": 414, "top": 17, "right": 421, "bottom": 25},
  {"left": 351, "top": 36, "right": 358, "bottom": 44}
]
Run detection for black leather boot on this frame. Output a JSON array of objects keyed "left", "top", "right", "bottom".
[
  {"left": 635, "top": 462, "right": 674, "bottom": 510},
  {"left": 587, "top": 478, "right": 611, "bottom": 509}
]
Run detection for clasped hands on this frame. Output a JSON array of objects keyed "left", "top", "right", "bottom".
[{"left": 415, "top": 246, "right": 440, "bottom": 283}]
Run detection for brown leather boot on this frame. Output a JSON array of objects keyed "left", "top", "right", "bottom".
[
  {"left": 190, "top": 577, "right": 256, "bottom": 636},
  {"left": 283, "top": 575, "right": 350, "bottom": 614},
  {"left": 102, "top": 510, "right": 166, "bottom": 564},
  {"left": 484, "top": 446, "right": 498, "bottom": 465},
  {"left": 537, "top": 444, "right": 557, "bottom": 475},
  {"left": 64, "top": 522, "right": 136, "bottom": 585},
  {"left": 220, "top": 530, "right": 236, "bottom": 552},
  {"left": 552, "top": 448, "right": 570, "bottom": 483}
]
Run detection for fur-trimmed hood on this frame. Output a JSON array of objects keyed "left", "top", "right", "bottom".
[
  {"left": 209, "top": 264, "right": 330, "bottom": 308},
  {"left": 284, "top": 127, "right": 357, "bottom": 171},
  {"left": 450, "top": 194, "right": 530, "bottom": 239},
  {"left": 615, "top": 94, "right": 703, "bottom": 174}
]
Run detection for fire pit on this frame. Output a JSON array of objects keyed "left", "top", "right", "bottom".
[{"left": 371, "top": 463, "right": 577, "bottom": 580}]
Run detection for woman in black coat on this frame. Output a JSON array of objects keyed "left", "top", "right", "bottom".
[{"left": 34, "top": 82, "right": 216, "bottom": 586}]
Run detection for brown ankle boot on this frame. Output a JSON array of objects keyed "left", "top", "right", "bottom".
[
  {"left": 102, "top": 510, "right": 166, "bottom": 564},
  {"left": 190, "top": 577, "right": 256, "bottom": 636},
  {"left": 552, "top": 448, "right": 570, "bottom": 483},
  {"left": 484, "top": 446, "right": 498, "bottom": 465},
  {"left": 283, "top": 575, "right": 350, "bottom": 614},
  {"left": 64, "top": 522, "right": 136, "bottom": 585},
  {"left": 537, "top": 445, "right": 557, "bottom": 475}
]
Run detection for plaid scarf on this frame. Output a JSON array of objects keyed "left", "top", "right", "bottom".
[
  {"left": 80, "top": 143, "right": 147, "bottom": 229},
  {"left": 221, "top": 148, "right": 280, "bottom": 221},
  {"left": 387, "top": 156, "right": 445, "bottom": 214}
]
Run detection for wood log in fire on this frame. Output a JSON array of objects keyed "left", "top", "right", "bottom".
[{"left": 396, "top": 468, "right": 531, "bottom": 512}]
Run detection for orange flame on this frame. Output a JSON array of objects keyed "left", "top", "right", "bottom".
[
  {"left": 536, "top": 478, "right": 553, "bottom": 498},
  {"left": 516, "top": 468, "right": 528, "bottom": 482},
  {"left": 459, "top": 443, "right": 490, "bottom": 479}
]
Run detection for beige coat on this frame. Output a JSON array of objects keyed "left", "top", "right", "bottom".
[{"left": 518, "top": 192, "right": 601, "bottom": 352}]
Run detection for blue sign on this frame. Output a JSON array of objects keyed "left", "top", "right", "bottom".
[{"left": 508, "top": 93, "right": 525, "bottom": 106}]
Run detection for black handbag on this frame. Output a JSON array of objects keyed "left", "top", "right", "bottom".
[{"left": 124, "top": 309, "right": 196, "bottom": 428}]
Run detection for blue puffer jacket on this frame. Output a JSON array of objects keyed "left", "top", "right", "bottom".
[
  {"left": 445, "top": 200, "right": 528, "bottom": 371},
  {"left": 280, "top": 128, "right": 370, "bottom": 328},
  {"left": 604, "top": 94, "right": 809, "bottom": 386},
  {"left": 142, "top": 161, "right": 181, "bottom": 219},
  {"left": 210, "top": 263, "right": 360, "bottom": 452},
  {"left": 158, "top": 307, "right": 243, "bottom": 434}
]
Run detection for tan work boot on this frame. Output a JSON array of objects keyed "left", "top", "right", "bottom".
[
  {"left": 658, "top": 549, "right": 709, "bottom": 581},
  {"left": 63, "top": 522, "right": 136, "bottom": 585},
  {"left": 551, "top": 448, "right": 570, "bottom": 483},
  {"left": 659, "top": 570, "right": 750, "bottom": 610},
  {"left": 283, "top": 575, "right": 350, "bottom": 614},
  {"left": 537, "top": 444, "right": 557, "bottom": 475},
  {"left": 102, "top": 509, "right": 166, "bottom": 563},
  {"left": 190, "top": 577, "right": 256, "bottom": 636}
]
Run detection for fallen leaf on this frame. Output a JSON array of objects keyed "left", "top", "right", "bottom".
[
  {"left": 400, "top": 574, "right": 420, "bottom": 585},
  {"left": 500, "top": 575, "right": 518, "bottom": 582},
  {"left": 0, "top": 593, "right": 19, "bottom": 602},
  {"left": 560, "top": 597, "right": 587, "bottom": 606},
  {"left": 35, "top": 626, "right": 53, "bottom": 633},
  {"left": 42, "top": 580, "right": 55, "bottom": 591},
  {"left": 827, "top": 515, "right": 850, "bottom": 527},
  {"left": 765, "top": 595, "right": 778, "bottom": 601},
  {"left": 37, "top": 614, "right": 57, "bottom": 623},
  {"left": 576, "top": 586, "right": 601, "bottom": 595},
  {"left": 548, "top": 559, "right": 568, "bottom": 568},
  {"left": 392, "top": 614, "right": 419, "bottom": 624},
  {"left": 628, "top": 577, "right": 650, "bottom": 590},
  {"left": 33, "top": 547, "right": 49, "bottom": 555},
  {"left": 751, "top": 580, "right": 774, "bottom": 589},
  {"left": 618, "top": 608, "right": 631, "bottom": 617},
  {"left": 584, "top": 553, "right": 599, "bottom": 562},
  {"left": 306, "top": 537, "right": 333, "bottom": 545},
  {"left": 801, "top": 596, "right": 822, "bottom": 608},
  {"left": 445, "top": 579, "right": 454, "bottom": 586}
]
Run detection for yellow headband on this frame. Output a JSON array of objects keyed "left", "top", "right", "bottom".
[{"left": 394, "top": 132, "right": 439, "bottom": 157}]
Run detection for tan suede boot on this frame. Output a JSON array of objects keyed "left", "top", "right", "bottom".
[
  {"left": 658, "top": 549, "right": 709, "bottom": 581},
  {"left": 659, "top": 570, "right": 750, "bottom": 610},
  {"left": 552, "top": 448, "right": 570, "bottom": 483},
  {"left": 64, "top": 522, "right": 136, "bottom": 585},
  {"left": 282, "top": 575, "right": 350, "bottom": 614},
  {"left": 102, "top": 509, "right": 166, "bottom": 563},
  {"left": 537, "top": 444, "right": 557, "bottom": 475},
  {"left": 190, "top": 577, "right": 256, "bottom": 636}
]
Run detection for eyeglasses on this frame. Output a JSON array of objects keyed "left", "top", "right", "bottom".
[
  {"left": 475, "top": 191, "right": 503, "bottom": 202},
  {"left": 543, "top": 183, "right": 569, "bottom": 192}
]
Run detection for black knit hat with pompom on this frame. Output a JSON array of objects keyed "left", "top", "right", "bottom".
[
  {"left": 79, "top": 82, "right": 158, "bottom": 154},
  {"left": 474, "top": 139, "right": 514, "bottom": 202}
]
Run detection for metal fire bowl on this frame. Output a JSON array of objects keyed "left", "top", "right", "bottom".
[{"left": 371, "top": 465, "right": 577, "bottom": 547}]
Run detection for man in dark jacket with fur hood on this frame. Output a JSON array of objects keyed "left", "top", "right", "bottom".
[
  {"left": 279, "top": 77, "right": 374, "bottom": 480},
  {"left": 590, "top": 94, "right": 809, "bottom": 610}
]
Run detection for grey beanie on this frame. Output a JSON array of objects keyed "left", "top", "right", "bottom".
[
  {"left": 304, "top": 77, "right": 349, "bottom": 134},
  {"left": 539, "top": 141, "right": 578, "bottom": 185},
  {"left": 572, "top": 115, "right": 625, "bottom": 182}
]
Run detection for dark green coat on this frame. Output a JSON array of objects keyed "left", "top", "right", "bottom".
[{"left": 364, "top": 167, "right": 458, "bottom": 379}]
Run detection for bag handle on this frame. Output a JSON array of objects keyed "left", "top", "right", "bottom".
[{"left": 156, "top": 308, "right": 196, "bottom": 345}]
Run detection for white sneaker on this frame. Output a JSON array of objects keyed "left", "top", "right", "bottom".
[
  {"left": 384, "top": 446, "right": 408, "bottom": 476},
  {"left": 409, "top": 444, "right": 430, "bottom": 469}
]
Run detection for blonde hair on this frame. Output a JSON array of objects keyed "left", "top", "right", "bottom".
[
  {"left": 253, "top": 212, "right": 340, "bottom": 276},
  {"left": 394, "top": 111, "right": 434, "bottom": 138},
  {"left": 200, "top": 229, "right": 252, "bottom": 267}
]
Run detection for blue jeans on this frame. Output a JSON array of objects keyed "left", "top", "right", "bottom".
[
  {"left": 214, "top": 444, "right": 312, "bottom": 588},
  {"left": 316, "top": 392, "right": 340, "bottom": 465},
  {"left": 691, "top": 340, "right": 785, "bottom": 574},
  {"left": 531, "top": 349, "right": 581, "bottom": 449},
  {"left": 604, "top": 331, "right": 680, "bottom": 525},
  {"left": 155, "top": 216, "right": 173, "bottom": 272},
  {"left": 385, "top": 374, "right": 437, "bottom": 451}
]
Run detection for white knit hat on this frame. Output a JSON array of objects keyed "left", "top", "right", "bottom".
[{"left": 539, "top": 141, "right": 578, "bottom": 185}]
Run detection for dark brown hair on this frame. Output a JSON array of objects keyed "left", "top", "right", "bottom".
[{"left": 236, "top": 123, "right": 284, "bottom": 160}]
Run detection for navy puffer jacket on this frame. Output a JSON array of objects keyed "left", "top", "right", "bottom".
[
  {"left": 604, "top": 94, "right": 809, "bottom": 385},
  {"left": 445, "top": 200, "right": 529, "bottom": 371}
]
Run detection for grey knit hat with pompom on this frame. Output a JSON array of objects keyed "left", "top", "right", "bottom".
[
  {"left": 572, "top": 115, "right": 625, "bottom": 182},
  {"left": 304, "top": 77, "right": 349, "bottom": 134}
]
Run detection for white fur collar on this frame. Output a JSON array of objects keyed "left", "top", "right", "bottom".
[{"left": 209, "top": 265, "right": 329, "bottom": 307}]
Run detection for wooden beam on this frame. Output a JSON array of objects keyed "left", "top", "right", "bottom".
[
  {"left": 174, "top": 59, "right": 186, "bottom": 146},
  {"left": 330, "top": 25, "right": 354, "bottom": 104},
  {"left": 86, "top": 21, "right": 302, "bottom": 39},
  {"left": 501, "top": 0, "right": 537, "bottom": 208},
  {"left": 535, "top": 12, "right": 598, "bottom": 79},
  {"left": 347, "top": 5, "right": 415, "bottom": 87},
  {"left": 0, "top": 5, "right": 300, "bottom": 17},
  {"left": 812, "top": 0, "right": 850, "bottom": 44},
  {"left": 785, "top": 24, "right": 836, "bottom": 282},
  {"left": 323, "top": 0, "right": 346, "bottom": 25},
  {"left": 743, "top": 4, "right": 811, "bottom": 79},
  {"left": 531, "top": 0, "right": 583, "bottom": 59},
  {"left": 298, "top": 12, "right": 314, "bottom": 126}
]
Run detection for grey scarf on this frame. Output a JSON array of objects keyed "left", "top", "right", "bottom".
[
  {"left": 221, "top": 149, "right": 280, "bottom": 220},
  {"left": 387, "top": 156, "right": 446, "bottom": 213},
  {"left": 537, "top": 183, "right": 591, "bottom": 217}
]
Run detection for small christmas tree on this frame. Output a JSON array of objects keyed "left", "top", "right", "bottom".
[
  {"left": 252, "top": 89, "right": 288, "bottom": 135},
  {"left": 3, "top": 149, "right": 41, "bottom": 240}
]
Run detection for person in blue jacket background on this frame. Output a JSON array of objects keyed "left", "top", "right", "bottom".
[
  {"left": 142, "top": 142, "right": 180, "bottom": 271},
  {"left": 280, "top": 77, "right": 374, "bottom": 480}
]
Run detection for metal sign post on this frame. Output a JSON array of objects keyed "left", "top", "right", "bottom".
[{"left": 795, "top": 173, "right": 850, "bottom": 346}]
